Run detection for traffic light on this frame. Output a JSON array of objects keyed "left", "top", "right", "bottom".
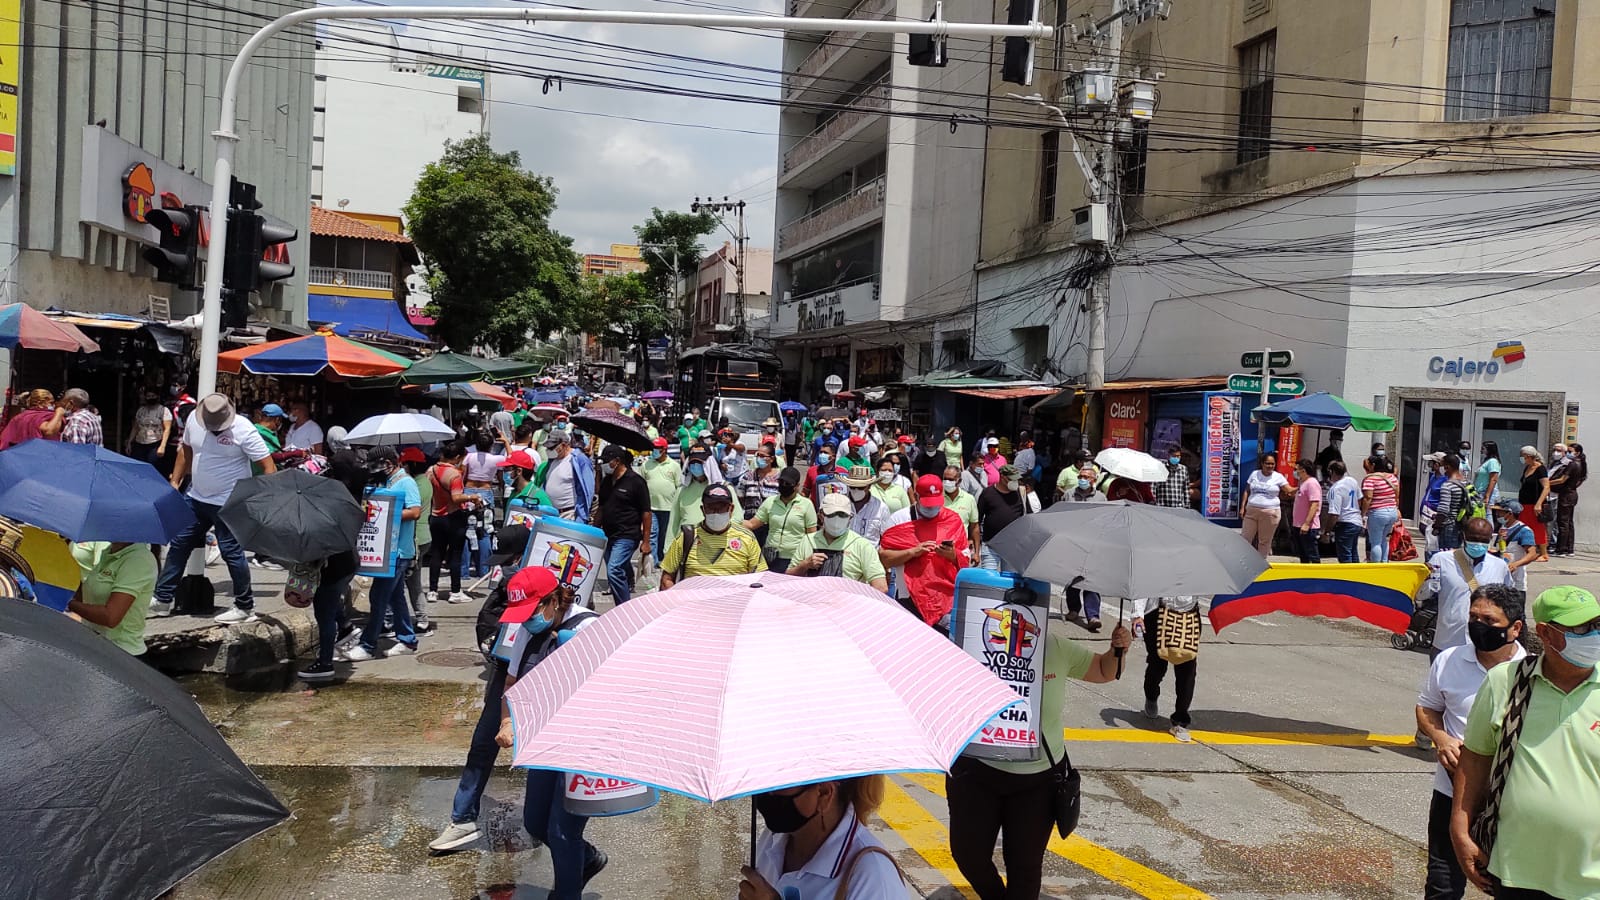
[
  {"left": 1000, "top": 0, "right": 1039, "bottom": 86},
  {"left": 222, "top": 178, "right": 296, "bottom": 296},
  {"left": 143, "top": 205, "right": 203, "bottom": 289},
  {"left": 908, "top": 3, "right": 948, "bottom": 67}
]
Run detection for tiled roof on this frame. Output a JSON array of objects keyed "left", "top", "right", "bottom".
[{"left": 309, "top": 206, "right": 414, "bottom": 244}]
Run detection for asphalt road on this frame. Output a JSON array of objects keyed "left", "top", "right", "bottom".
[{"left": 173, "top": 559, "right": 1600, "bottom": 899}]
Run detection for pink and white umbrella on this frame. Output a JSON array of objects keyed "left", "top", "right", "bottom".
[{"left": 505, "top": 572, "right": 1020, "bottom": 802}]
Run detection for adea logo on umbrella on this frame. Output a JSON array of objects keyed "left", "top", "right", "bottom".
[
  {"left": 982, "top": 604, "right": 1040, "bottom": 664},
  {"left": 544, "top": 541, "right": 593, "bottom": 587}
]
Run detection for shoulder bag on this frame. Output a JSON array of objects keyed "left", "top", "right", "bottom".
[
  {"left": 1155, "top": 605, "right": 1203, "bottom": 665},
  {"left": 1039, "top": 741, "right": 1082, "bottom": 839},
  {"left": 674, "top": 524, "right": 698, "bottom": 583},
  {"left": 1451, "top": 549, "right": 1481, "bottom": 592},
  {"left": 1470, "top": 654, "right": 1540, "bottom": 858},
  {"left": 832, "top": 844, "right": 906, "bottom": 900}
]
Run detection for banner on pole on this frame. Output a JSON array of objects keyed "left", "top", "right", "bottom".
[{"left": 1202, "top": 392, "right": 1242, "bottom": 522}]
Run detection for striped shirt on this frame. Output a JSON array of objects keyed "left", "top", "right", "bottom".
[{"left": 1362, "top": 473, "right": 1399, "bottom": 510}]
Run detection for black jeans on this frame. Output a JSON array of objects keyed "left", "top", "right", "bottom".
[
  {"left": 1555, "top": 493, "right": 1577, "bottom": 554},
  {"left": 946, "top": 756, "right": 1056, "bottom": 900},
  {"left": 1295, "top": 528, "right": 1321, "bottom": 563},
  {"left": 1496, "top": 890, "right": 1560, "bottom": 900},
  {"left": 1425, "top": 790, "right": 1466, "bottom": 900},
  {"left": 429, "top": 510, "right": 469, "bottom": 594},
  {"left": 1143, "top": 606, "right": 1196, "bottom": 727}
]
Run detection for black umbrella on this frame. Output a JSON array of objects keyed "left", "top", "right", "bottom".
[
  {"left": 571, "top": 408, "right": 654, "bottom": 452},
  {"left": 0, "top": 597, "right": 288, "bottom": 898},
  {"left": 219, "top": 469, "right": 365, "bottom": 564}
]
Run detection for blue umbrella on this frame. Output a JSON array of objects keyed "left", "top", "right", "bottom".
[
  {"left": 0, "top": 441, "right": 196, "bottom": 543},
  {"left": 779, "top": 401, "right": 808, "bottom": 413}
]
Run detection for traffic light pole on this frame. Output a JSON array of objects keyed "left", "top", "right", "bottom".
[{"left": 194, "top": 5, "right": 1048, "bottom": 396}]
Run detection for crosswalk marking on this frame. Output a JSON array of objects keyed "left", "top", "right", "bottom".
[
  {"left": 897, "top": 773, "right": 1213, "bottom": 900},
  {"left": 875, "top": 779, "right": 979, "bottom": 898},
  {"left": 1062, "top": 727, "right": 1414, "bottom": 748}
]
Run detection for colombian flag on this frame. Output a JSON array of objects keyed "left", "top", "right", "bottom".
[{"left": 1209, "top": 563, "right": 1430, "bottom": 635}]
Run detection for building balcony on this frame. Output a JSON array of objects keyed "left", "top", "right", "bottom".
[
  {"left": 309, "top": 266, "right": 393, "bottom": 291},
  {"left": 781, "top": 81, "right": 889, "bottom": 188},
  {"left": 776, "top": 175, "right": 886, "bottom": 260},
  {"left": 783, "top": 0, "right": 894, "bottom": 99},
  {"left": 769, "top": 276, "right": 882, "bottom": 339}
]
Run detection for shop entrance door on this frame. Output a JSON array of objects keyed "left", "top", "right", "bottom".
[
  {"left": 1474, "top": 408, "right": 1546, "bottom": 504},
  {"left": 1405, "top": 402, "right": 1470, "bottom": 518}
]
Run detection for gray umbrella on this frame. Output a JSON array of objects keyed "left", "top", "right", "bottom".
[
  {"left": 219, "top": 469, "right": 366, "bottom": 564},
  {"left": 986, "top": 501, "right": 1268, "bottom": 599}
]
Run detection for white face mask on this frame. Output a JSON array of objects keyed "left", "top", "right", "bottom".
[
  {"left": 849, "top": 487, "right": 868, "bottom": 501},
  {"left": 878, "top": 472, "right": 894, "bottom": 485},
  {"left": 822, "top": 515, "right": 850, "bottom": 538},
  {"left": 943, "top": 479, "right": 959, "bottom": 494},
  {"left": 1006, "top": 479, "right": 1020, "bottom": 491},
  {"left": 916, "top": 503, "right": 941, "bottom": 519},
  {"left": 703, "top": 511, "right": 732, "bottom": 532}
]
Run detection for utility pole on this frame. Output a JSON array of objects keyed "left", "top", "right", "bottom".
[{"left": 692, "top": 196, "right": 748, "bottom": 343}]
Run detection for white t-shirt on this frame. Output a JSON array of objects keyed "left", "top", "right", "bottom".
[
  {"left": 1245, "top": 469, "right": 1289, "bottom": 509},
  {"left": 183, "top": 413, "right": 270, "bottom": 505},
  {"left": 754, "top": 807, "right": 909, "bottom": 900},
  {"left": 131, "top": 403, "right": 172, "bottom": 445},
  {"left": 1499, "top": 521, "right": 1539, "bottom": 591},
  {"left": 1328, "top": 476, "right": 1363, "bottom": 526},
  {"left": 284, "top": 419, "right": 324, "bottom": 451},
  {"left": 463, "top": 450, "right": 507, "bottom": 482},
  {"left": 545, "top": 455, "right": 577, "bottom": 510},
  {"left": 1417, "top": 643, "right": 1525, "bottom": 797},
  {"left": 1426, "top": 549, "right": 1512, "bottom": 651}
]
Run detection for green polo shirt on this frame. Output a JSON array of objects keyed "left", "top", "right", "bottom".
[
  {"left": 755, "top": 493, "right": 818, "bottom": 558},
  {"left": 642, "top": 456, "right": 682, "bottom": 512},
  {"left": 943, "top": 489, "right": 978, "bottom": 531},
  {"left": 71, "top": 542, "right": 157, "bottom": 656},
  {"left": 985, "top": 631, "right": 1095, "bottom": 776},
  {"left": 1464, "top": 658, "right": 1600, "bottom": 898},
  {"left": 801, "top": 529, "right": 886, "bottom": 586},
  {"left": 871, "top": 482, "right": 911, "bottom": 513}
]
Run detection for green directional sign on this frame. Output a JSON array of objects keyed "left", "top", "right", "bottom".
[
  {"left": 1240, "top": 350, "right": 1295, "bottom": 370},
  {"left": 1227, "top": 373, "right": 1306, "bottom": 395}
]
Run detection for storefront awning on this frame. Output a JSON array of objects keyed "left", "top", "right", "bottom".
[
  {"left": 1031, "top": 376, "right": 1229, "bottom": 412},
  {"left": 308, "top": 294, "right": 429, "bottom": 344},
  {"left": 950, "top": 384, "right": 1060, "bottom": 400},
  {"left": 44, "top": 310, "right": 186, "bottom": 355}
]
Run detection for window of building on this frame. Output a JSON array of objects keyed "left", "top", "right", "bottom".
[
  {"left": 940, "top": 334, "right": 970, "bottom": 367},
  {"left": 1119, "top": 120, "right": 1149, "bottom": 197},
  {"left": 1052, "top": 0, "right": 1071, "bottom": 70},
  {"left": 1012, "top": 325, "right": 1050, "bottom": 372},
  {"left": 1236, "top": 33, "right": 1275, "bottom": 164},
  {"left": 458, "top": 85, "right": 483, "bottom": 114},
  {"left": 1446, "top": 0, "right": 1555, "bottom": 121},
  {"left": 1038, "top": 130, "right": 1060, "bottom": 224}
]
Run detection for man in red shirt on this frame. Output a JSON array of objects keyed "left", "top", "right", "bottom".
[{"left": 879, "top": 474, "right": 970, "bottom": 631}]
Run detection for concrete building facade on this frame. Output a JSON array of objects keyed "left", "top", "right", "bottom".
[{"left": 691, "top": 241, "right": 773, "bottom": 348}]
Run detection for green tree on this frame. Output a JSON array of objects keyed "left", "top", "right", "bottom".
[
  {"left": 404, "top": 135, "right": 581, "bottom": 355},
  {"left": 574, "top": 271, "right": 672, "bottom": 384},
  {"left": 633, "top": 207, "right": 717, "bottom": 302}
]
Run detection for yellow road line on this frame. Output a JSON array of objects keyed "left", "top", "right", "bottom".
[
  {"left": 1062, "top": 728, "right": 1415, "bottom": 748},
  {"left": 875, "top": 778, "right": 978, "bottom": 899},
  {"left": 904, "top": 773, "right": 1213, "bottom": 900}
]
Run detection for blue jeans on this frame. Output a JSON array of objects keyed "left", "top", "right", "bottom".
[
  {"left": 363, "top": 559, "right": 416, "bottom": 651},
  {"left": 650, "top": 511, "right": 670, "bottom": 563},
  {"left": 154, "top": 497, "right": 253, "bottom": 609},
  {"left": 523, "top": 768, "right": 599, "bottom": 900},
  {"left": 450, "top": 664, "right": 507, "bottom": 824},
  {"left": 1334, "top": 522, "right": 1363, "bottom": 563},
  {"left": 1066, "top": 588, "right": 1102, "bottom": 621},
  {"left": 313, "top": 570, "right": 354, "bottom": 666},
  {"left": 605, "top": 537, "right": 639, "bottom": 604},
  {"left": 1367, "top": 507, "right": 1400, "bottom": 562},
  {"left": 1436, "top": 522, "right": 1462, "bottom": 551},
  {"left": 459, "top": 525, "right": 493, "bottom": 579}
]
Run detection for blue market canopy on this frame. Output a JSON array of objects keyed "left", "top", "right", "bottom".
[
  {"left": 1251, "top": 392, "right": 1396, "bottom": 432},
  {"left": 308, "top": 294, "right": 429, "bottom": 344}
]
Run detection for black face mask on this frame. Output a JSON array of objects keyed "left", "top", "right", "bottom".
[
  {"left": 754, "top": 789, "right": 817, "bottom": 834},
  {"left": 1467, "top": 620, "right": 1511, "bottom": 653},
  {"left": 779, "top": 480, "right": 798, "bottom": 497}
]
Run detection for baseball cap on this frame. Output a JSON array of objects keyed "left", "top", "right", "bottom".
[
  {"left": 197, "top": 393, "right": 235, "bottom": 432},
  {"left": 652, "top": 437, "right": 669, "bottom": 449},
  {"left": 260, "top": 403, "right": 286, "bottom": 418},
  {"left": 1532, "top": 586, "right": 1600, "bottom": 627},
  {"left": 682, "top": 412, "right": 693, "bottom": 420},
  {"left": 702, "top": 483, "right": 735, "bottom": 507},
  {"left": 1423, "top": 451, "right": 1445, "bottom": 463},
  {"left": 820, "top": 493, "right": 852, "bottom": 516},
  {"left": 398, "top": 447, "right": 427, "bottom": 464},
  {"left": 897, "top": 434, "right": 915, "bottom": 444},
  {"left": 502, "top": 566, "right": 559, "bottom": 623},
  {"left": 365, "top": 445, "right": 399, "bottom": 470},
  {"left": 999, "top": 464, "right": 1020, "bottom": 479},
  {"left": 600, "top": 444, "right": 632, "bottom": 465},
  {"left": 687, "top": 445, "right": 710, "bottom": 462},
  {"left": 498, "top": 449, "right": 538, "bottom": 470},
  {"left": 544, "top": 430, "right": 572, "bottom": 448},
  {"left": 848, "top": 435, "right": 866, "bottom": 448},
  {"left": 915, "top": 474, "right": 945, "bottom": 508},
  {"left": 986, "top": 437, "right": 1000, "bottom": 447}
]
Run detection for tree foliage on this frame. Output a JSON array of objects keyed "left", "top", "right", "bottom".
[
  {"left": 633, "top": 207, "right": 717, "bottom": 300},
  {"left": 404, "top": 135, "right": 581, "bottom": 355},
  {"left": 574, "top": 271, "right": 670, "bottom": 380}
]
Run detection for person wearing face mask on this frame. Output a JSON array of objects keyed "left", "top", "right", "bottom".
[
  {"left": 739, "top": 775, "right": 905, "bottom": 899},
  {"left": 1546, "top": 443, "right": 1573, "bottom": 555},
  {"left": 746, "top": 466, "right": 818, "bottom": 574},
  {"left": 938, "top": 427, "right": 966, "bottom": 469},
  {"left": 980, "top": 438, "right": 1007, "bottom": 486},
  {"left": 659, "top": 484, "right": 763, "bottom": 589},
  {"left": 878, "top": 475, "right": 969, "bottom": 630},
  {"left": 803, "top": 442, "right": 848, "bottom": 501},
  {"left": 721, "top": 441, "right": 750, "bottom": 483},
  {"left": 1054, "top": 449, "right": 1096, "bottom": 501},
  {"left": 1371, "top": 440, "right": 1389, "bottom": 461},
  {"left": 667, "top": 446, "right": 713, "bottom": 539},
  {"left": 837, "top": 465, "right": 890, "bottom": 544},
  {"left": 1425, "top": 517, "right": 1512, "bottom": 658},
  {"left": 1451, "top": 586, "right": 1600, "bottom": 900},
  {"left": 1154, "top": 444, "right": 1190, "bottom": 509},
  {"left": 1414, "top": 584, "right": 1527, "bottom": 900},
  {"left": 941, "top": 465, "right": 980, "bottom": 543},
  {"left": 961, "top": 453, "right": 990, "bottom": 498},
  {"left": 1489, "top": 501, "right": 1541, "bottom": 610},
  {"left": 126, "top": 387, "right": 174, "bottom": 469},
  {"left": 1551, "top": 442, "right": 1585, "bottom": 557},
  {"left": 345, "top": 445, "right": 425, "bottom": 661},
  {"left": 642, "top": 438, "right": 681, "bottom": 564},
  {"left": 1514, "top": 446, "right": 1552, "bottom": 563},
  {"left": 838, "top": 434, "right": 870, "bottom": 470},
  {"left": 737, "top": 447, "right": 782, "bottom": 522},
  {"left": 974, "top": 465, "right": 1027, "bottom": 572},
  {"left": 534, "top": 430, "right": 596, "bottom": 524},
  {"left": 787, "top": 494, "right": 889, "bottom": 590},
  {"left": 870, "top": 459, "right": 912, "bottom": 513},
  {"left": 1360, "top": 455, "right": 1401, "bottom": 563},
  {"left": 593, "top": 445, "right": 650, "bottom": 605},
  {"left": 810, "top": 421, "right": 840, "bottom": 461}
]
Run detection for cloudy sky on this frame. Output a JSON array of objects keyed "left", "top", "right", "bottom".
[{"left": 393, "top": 0, "right": 783, "bottom": 256}]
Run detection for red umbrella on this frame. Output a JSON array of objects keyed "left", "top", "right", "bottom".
[{"left": 0, "top": 304, "right": 100, "bottom": 352}]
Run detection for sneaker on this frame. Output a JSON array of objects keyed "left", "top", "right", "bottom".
[
  {"left": 250, "top": 558, "right": 285, "bottom": 571},
  {"left": 446, "top": 592, "right": 473, "bottom": 604},
  {"left": 427, "top": 590, "right": 440, "bottom": 603},
  {"left": 335, "top": 625, "right": 363, "bottom": 650},
  {"left": 1084, "top": 618, "right": 1103, "bottom": 633},
  {"left": 429, "top": 821, "right": 482, "bottom": 854},
  {"left": 1170, "top": 725, "right": 1193, "bottom": 743},
  {"left": 148, "top": 599, "right": 175, "bottom": 618},
  {"left": 385, "top": 642, "right": 418, "bottom": 657},
  {"left": 297, "top": 661, "right": 336, "bottom": 681},
  {"left": 343, "top": 645, "right": 377, "bottom": 661},
  {"left": 415, "top": 619, "right": 435, "bottom": 634},
  {"left": 379, "top": 629, "right": 396, "bottom": 640},
  {"left": 1142, "top": 700, "right": 1159, "bottom": 720},
  {"left": 582, "top": 848, "right": 609, "bottom": 888},
  {"left": 214, "top": 606, "right": 259, "bottom": 625}
]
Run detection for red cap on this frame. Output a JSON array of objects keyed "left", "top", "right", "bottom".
[
  {"left": 896, "top": 434, "right": 914, "bottom": 444},
  {"left": 848, "top": 435, "right": 866, "bottom": 448},
  {"left": 398, "top": 447, "right": 426, "bottom": 464},
  {"left": 915, "top": 474, "right": 945, "bottom": 508},
  {"left": 501, "top": 566, "right": 558, "bottom": 623},
  {"left": 652, "top": 436, "right": 669, "bottom": 449},
  {"left": 498, "top": 449, "right": 538, "bottom": 470}
]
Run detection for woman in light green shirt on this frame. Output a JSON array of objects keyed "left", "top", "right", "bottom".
[
  {"left": 870, "top": 459, "right": 911, "bottom": 513},
  {"left": 68, "top": 542, "right": 158, "bottom": 656},
  {"left": 746, "top": 467, "right": 817, "bottom": 572},
  {"left": 938, "top": 428, "right": 966, "bottom": 468}
]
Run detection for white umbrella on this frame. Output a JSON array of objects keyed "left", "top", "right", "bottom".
[
  {"left": 1094, "top": 447, "right": 1169, "bottom": 483},
  {"left": 345, "top": 413, "right": 455, "bottom": 446}
]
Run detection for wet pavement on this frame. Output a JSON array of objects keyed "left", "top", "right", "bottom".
[{"left": 160, "top": 559, "right": 1600, "bottom": 898}]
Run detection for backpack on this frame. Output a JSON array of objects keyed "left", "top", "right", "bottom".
[{"left": 1456, "top": 481, "right": 1486, "bottom": 525}]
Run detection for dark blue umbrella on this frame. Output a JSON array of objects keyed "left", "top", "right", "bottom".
[
  {"left": 0, "top": 440, "right": 195, "bottom": 543},
  {"left": 779, "top": 401, "right": 808, "bottom": 413}
]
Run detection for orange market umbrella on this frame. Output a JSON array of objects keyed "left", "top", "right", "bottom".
[{"left": 217, "top": 330, "right": 410, "bottom": 378}]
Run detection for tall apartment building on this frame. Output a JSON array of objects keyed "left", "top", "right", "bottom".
[
  {"left": 976, "top": 0, "right": 1600, "bottom": 544},
  {"left": 768, "top": 0, "right": 992, "bottom": 399}
]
